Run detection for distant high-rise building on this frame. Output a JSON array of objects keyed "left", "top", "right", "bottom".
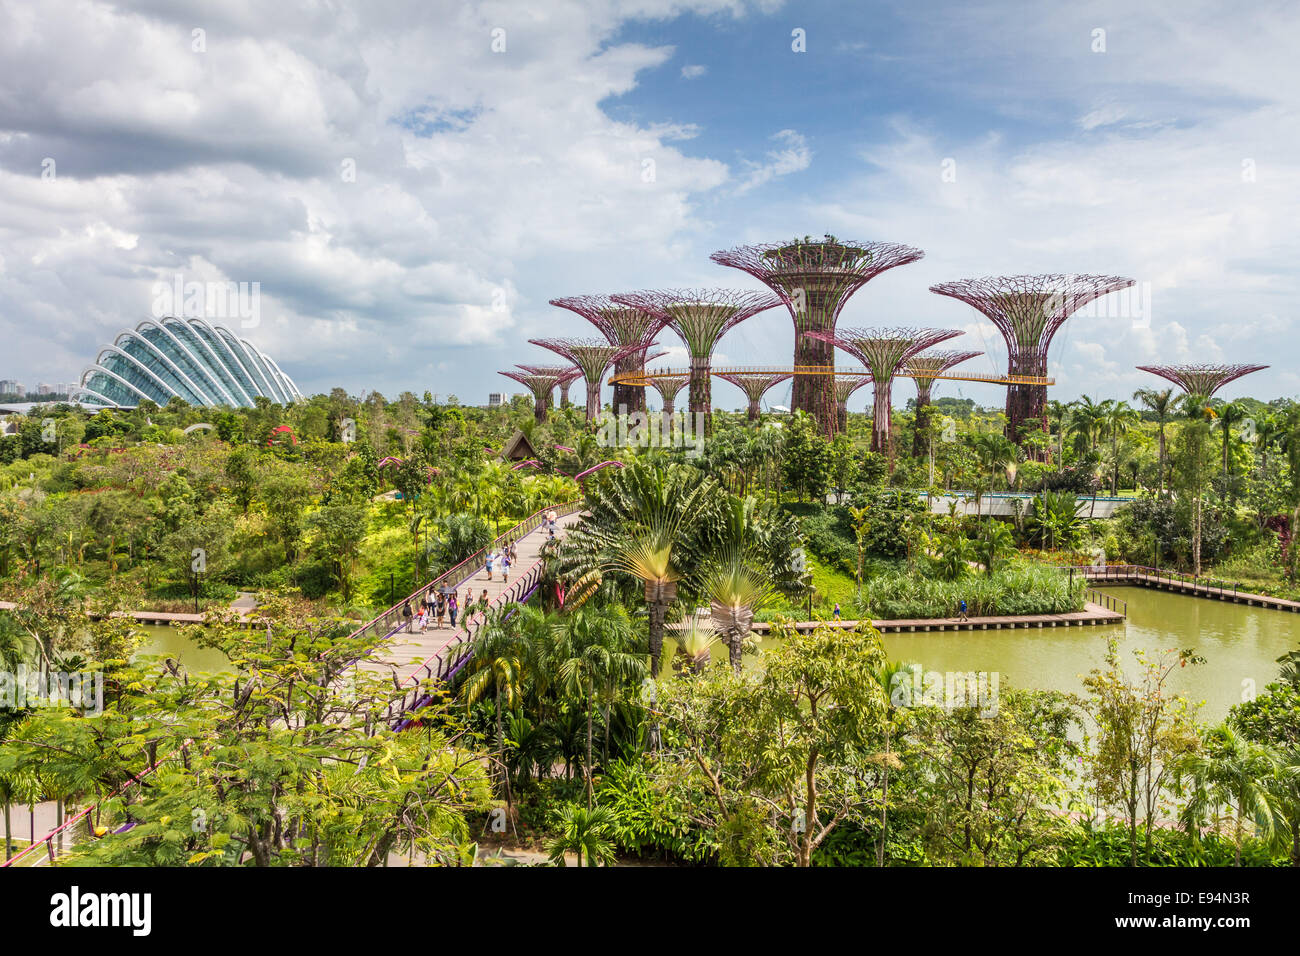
[
  {"left": 487, "top": 392, "right": 507, "bottom": 407},
  {"left": 37, "top": 383, "right": 53, "bottom": 395}
]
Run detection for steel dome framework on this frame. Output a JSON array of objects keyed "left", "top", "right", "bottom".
[{"left": 74, "top": 315, "right": 302, "bottom": 408}]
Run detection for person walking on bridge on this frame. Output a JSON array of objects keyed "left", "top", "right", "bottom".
[
  {"left": 448, "top": 592, "right": 458, "bottom": 628},
  {"left": 485, "top": 550, "right": 495, "bottom": 581}
]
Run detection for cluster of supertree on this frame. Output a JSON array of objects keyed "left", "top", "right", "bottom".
[{"left": 500, "top": 238, "right": 1268, "bottom": 467}]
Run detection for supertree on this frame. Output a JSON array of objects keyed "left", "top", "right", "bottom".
[
  {"left": 832, "top": 375, "right": 872, "bottom": 434},
  {"left": 516, "top": 363, "right": 583, "bottom": 409},
  {"left": 499, "top": 369, "right": 560, "bottom": 423},
  {"left": 641, "top": 371, "right": 691, "bottom": 417},
  {"left": 549, "top": 295, "right": 666, "bottom": 415},
  {"left": 929, "top": 274, "right": 1134, "bottom": 450},
  {"left": 807, "top": 327, "right": 962, "bottom": 465},
  {"left": 715, "top": 371, "right": 793, "bottom": 421},
  {"left": 612, "top": 288, "right": 781, "bottom": 434},
  {"left": 902, "top": 349, "right": 982, "bottom": 458},
  {"left": 527, "top": 339, "right": 633, "bottom": 422},
  {"left": 1135, "top": 364, "right": 1268, "bottom": 397},
  {"left": 710, "top": 236, "right": 925, "bottom": 436}
]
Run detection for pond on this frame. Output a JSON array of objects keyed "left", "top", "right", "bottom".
[
  {"left": 747, "top": 586, "right": 1299, "bottom": 723},
  {"left": 134, "top": 624, "right": 233, "bottom": 674}
]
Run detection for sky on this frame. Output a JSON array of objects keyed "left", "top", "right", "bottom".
[{"left": 1, "top": 0, "right": 1296, "bottom": 413}]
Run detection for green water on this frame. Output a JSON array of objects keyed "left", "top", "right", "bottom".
[
  {"left": 137, "top": 588, "right": 1299, "bottom": 722},
  {"left": 746, "top": 587, "right": 1299, "bottom": 723},
  {"left": 134, "top": 624, "right": 232, "bottom": 674}
]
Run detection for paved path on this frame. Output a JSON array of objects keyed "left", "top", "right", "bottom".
[{"left": 358, "top": 511, "right": 580, "bottom": 684}]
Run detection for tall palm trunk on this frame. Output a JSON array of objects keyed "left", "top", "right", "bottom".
[
  {"left": 1157, "top": 424, "right": 1167, "bottom": 495},
  {"left": 585, "top": 677, "right": 594, "bottom": 811},
  {"left": 645, "top": 580, "right": 675, "bottom": 676}
]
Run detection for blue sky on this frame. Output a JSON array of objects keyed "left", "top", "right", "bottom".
[{"left": 1, "top": 0, "right": 1295, "bottom": 411}]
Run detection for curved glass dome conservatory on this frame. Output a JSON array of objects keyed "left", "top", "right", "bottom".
[{"left": 74, "top": 317, "right": 303, "bottom": 408}]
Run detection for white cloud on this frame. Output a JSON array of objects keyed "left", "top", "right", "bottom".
[
  {"left": 732, "top": 129, "right": 812, "bottom": 196},
  {"left": 681, "top": 64, "right": 707, "bottom": 79}
]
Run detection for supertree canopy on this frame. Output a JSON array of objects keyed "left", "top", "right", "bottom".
[
  {"left": 710, "top": 236, "right": 925, "bottom": 437},
  {"left": 641, "top": 371, "right": 691, "bottom": 417},
  {"left": 808, "top": 327, "right": 962, "bottom": 464},
  {"left": 1136, "top": 364, "right": 1268, "bottom": 397},
  {"left": 516, "top": 363, "right": 583, "bottom": 409},
  {"left": 612, "top": 288, "right": 781, "bottom": 432},
  {"left": 832, "top": 375, "right": 873, "bottom": 434},
  {"left": 929, "top": 274, "right": 1134, "bottom": 448},
  {"left": 903, "top": 349, "right": 982, "bottom": 458},
  {"left": 499, "top": 369, "right": 561, "bottom": 423},
  {"left": 715, "top": 371, "right": 793, "bottom": 421},
  {"left": 527, "top": 338, "right": 632, "bottom": 422},
  {"left": 550, "top": 295, "right": 666, "bottom": 415}
]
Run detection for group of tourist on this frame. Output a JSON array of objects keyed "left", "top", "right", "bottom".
[
  {"left": 401, "top": 588, "right": 460, "bottom": 632},
  {"left": 484, "top": 541, "right": 518, "bottom": 583},
  {"left": 398, "top": 523, "right": 555, "bottom": 636}
]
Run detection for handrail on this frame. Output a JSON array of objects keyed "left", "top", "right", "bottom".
[{"left": 342, "top": 501, "right": 580, "bottom": 655}]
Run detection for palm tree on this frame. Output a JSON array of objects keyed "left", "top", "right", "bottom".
[
  {"left": 673, "top": 615, "right": 721, "bottom": 675},
  {"left": 971, "top": 432, "right": 1014, "bottom": 517},
  {"left": 560, "top": 461, "right": 715, "bottom": 675},
  {"left": 1253, "top": 411, "right": 1283, "bottom": 476},
  {"left": 545, "top": 803, "right": 617, "bottom": 867},
  {"left": 1069, "top": 395, "right": 1109, "bottom": 454},
  {"left": 461, "top": 606, "right": 541, "bottom": 816},
  {"left": 554, "top": 606, "right": 645, "bottom": 808},
  {"left": 698, "top": 496, "right": 781, "bottom": 671},
  {"left": 975, "top": 521, "right": 1015, "bottom": 575},
  {"left": 1103, "top": 400, "right": 1140, "bottom": 494},
  {"left": 1046, "top": 400, "right": 1070, "bottom": 465},
  {"left": 1179, "top": 724, "right": 1280, "bottom": 866},
  {"left": 1133, "top": 387, "right": 1174, "bottom": 494},
  {"left": 1215, "top": 401, "right": 1248, "bottom": 480}
]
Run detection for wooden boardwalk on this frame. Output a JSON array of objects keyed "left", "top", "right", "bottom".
[
  {"left": 747, "top": 601, "right": 1124, "bottom": 635},
  {"left": 1079, "top": 565, "right": 1300, "bottom": 613}
]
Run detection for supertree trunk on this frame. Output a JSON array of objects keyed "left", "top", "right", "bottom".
[
  {"left": 534, "top": 393, "right": 550, "bottom": 424},
  {"left": 560, "top": 381, "right": 571, "bottom": 409},
  {"left": 837, "top": 400, "right": 848, "bottom": 434},
  {"left": 872, "top": 378, "right": 893, "bottom": 461},
  {"left": 612, "top": 354, "right": 641, "bottom": 415},
  {"left": 794, "top": 331, "right": 837, "bottom": 437},
  {"left": 689, "top": 356, "right": 712, "bottom": 435},
  {"left": 747, "top": 398, "right": 761, "bottom": 421},
  {"left": 585, "top": 383, "right": 601, "bottom": 423},
  {"left": 912, "top": 380, "right": 934, "bottom": 459},
  {"left": 1006, "top": 353, "right": 1049, "bottom": 457}
]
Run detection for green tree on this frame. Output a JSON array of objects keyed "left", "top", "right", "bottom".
[
  {"left": 1082, "top": 638, "right": 1203, "bottom": 866},
  {"left": 306, "top": 502, "right": 369, "bottom": 601}
]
